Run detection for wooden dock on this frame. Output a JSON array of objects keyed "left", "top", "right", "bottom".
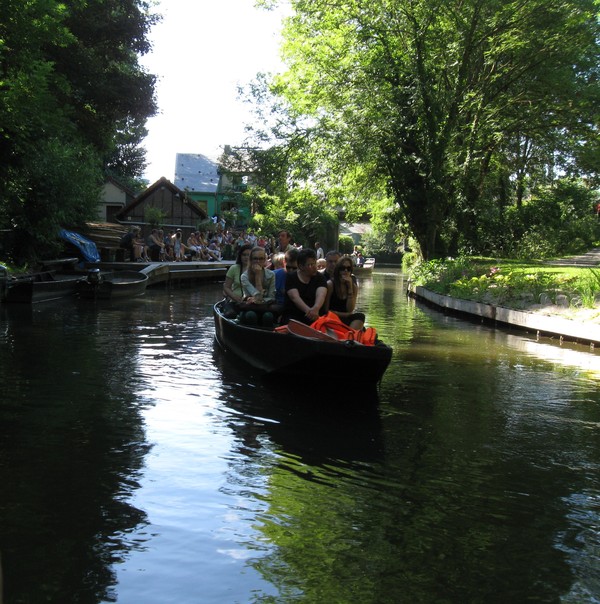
[{"left": 86, "top": 260, "right": 233, "bottom": 287}]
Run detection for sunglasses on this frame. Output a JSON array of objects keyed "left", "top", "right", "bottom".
[
  {"left": 341, "top": 266, "right": 353, "bottom": 271},
  {"left": 286, "top": 265, "right": 298, "bottom": 271}
]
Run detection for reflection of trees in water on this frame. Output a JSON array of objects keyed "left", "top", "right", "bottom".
[
  {"left": 213, "top": 344, "right": 394, "bottom": 601},
  {"left": 0, "top": 302, "right": 151, "bottom": 603},
  {"left": 210, "top": 309, "right": 578, "bottom": 602},
  {"left": 0, "top": 277, "right": 590, "bottom": 601}
]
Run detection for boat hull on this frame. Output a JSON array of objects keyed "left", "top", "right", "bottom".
[
  {"left": 213, "top": 301, "right": 392, "bottom": 383},
  {"left": 4, "top": 272, "right": 80, "bottom": 303},
  {"left": 77, "top": 271, "right": 148, "bottom": 300}
]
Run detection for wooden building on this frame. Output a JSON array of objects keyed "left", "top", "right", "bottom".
[{"left": 115, "top": 177, "right": 208, "bottom": 231}]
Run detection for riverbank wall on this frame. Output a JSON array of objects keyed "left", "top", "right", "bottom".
[{"left": 409, "top": 285, "right": 600, "bottom": 348}]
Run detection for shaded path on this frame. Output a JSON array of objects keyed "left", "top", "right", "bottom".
[{"left": 546, "top": 248, "right": 600, "bottom": 267}]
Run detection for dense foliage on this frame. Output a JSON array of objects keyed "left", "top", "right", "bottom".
[
  {"left": 0, "top": 0, "right": 158, "bottom": 263},
  {"left": 253, "top": 0, "right": 600, "bottom": 260},
  {"left": 248, "top": 186, "right": 338, "bottom": 248}
]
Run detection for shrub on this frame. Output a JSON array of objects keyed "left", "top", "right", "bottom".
[
  {"left": 338, "top": 235, "right": 354, "bottom": 254},
  {"left": 409, "top": 258, "right": 600, "bottom": 310}
]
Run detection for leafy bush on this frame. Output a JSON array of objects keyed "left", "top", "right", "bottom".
[
  {"left": 361, "top": 230, "right": 399, "bottom": 256},
  {"left": 145, "top": 207, "right": 166, "bottom": 228},
  {"left": 504, "top": 179, "right": 599, "bottom": 259},
  {"left": 409, "top": 258, "right": 600, "bottom": 309},
  {"left": 573, "top": 268, "right": 600, "bottom": 307},
  {"left": 338, "top": 235, "right": 354, "bottom": 254}
]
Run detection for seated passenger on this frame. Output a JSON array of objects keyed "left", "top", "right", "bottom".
[
  {"left": 187, "top": 232, "right": 206, "bottom": 259},
  {"left": 322, "top": 250, "right": 341, "bottom": 280},
  {"left": 325, "top": 256, "right": 365, "bottom": 330},
  {"left": 282, "top": 248, "right": 328, "bottom": 325},
  {"left": 156, "top": 229, "right": 167, "bottom": 260},
  {"left": 273, "top": 248, "right": 298, "bottom": 307},
  {"left": 222, "top": 243, "right": 252, "bottom": 307},
  {"left": 207, "top": 238, "right": 222, "bottom": 261},
  {"left": 147, "top": 229, "right": 165, "bottom": 261},
  {"left": 163, "top": 230, "right": 174, "bottom": 261},
  {"left": 239, "top": 246, "right": 278, "bottom": 325},
  {"left": 135, "top": 231, "right": 150, "bottom": 261}
]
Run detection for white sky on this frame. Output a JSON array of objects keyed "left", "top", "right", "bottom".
[{"left": 139, "top": 0, "right": 288, "bottom": 183}]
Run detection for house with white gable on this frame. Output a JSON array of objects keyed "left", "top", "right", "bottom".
[{"left": 99, "top": 175, "right": 136, "bottom": 223}]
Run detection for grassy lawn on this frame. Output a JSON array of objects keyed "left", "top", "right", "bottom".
[{"left": 409, "top": 257, "right": 600, "bottom": 311}]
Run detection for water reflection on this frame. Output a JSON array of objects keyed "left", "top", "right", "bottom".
[
  {"left": 0, "top": 274, "right": 599, "bottom": 603},
  {"left": 0, "top": 300, "right": 151, "bottom": 603}
]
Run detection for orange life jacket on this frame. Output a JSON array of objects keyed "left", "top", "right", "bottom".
[{"left": 309, "top": 312, "right": 378, "bottom": 346}]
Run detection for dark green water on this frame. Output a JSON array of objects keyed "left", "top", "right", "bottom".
[{"left": 0, "top": 270, "right": 599, "bottom": 603}]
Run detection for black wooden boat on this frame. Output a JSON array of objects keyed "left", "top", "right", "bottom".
[
  {"left": 213, "top": 300, "right": 392, "bottom": 383},
  {"left": 3, "top": 272, "right": 81, "bottom": 303},
  {"left": 0, "top": 258, "right": 80, "bottom": 304},
  {"left": 76, "top": 269, "right": 148, "bottom": 300}
]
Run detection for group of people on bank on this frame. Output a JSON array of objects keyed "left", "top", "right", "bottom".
[
  {"left": 120, "top": 226, "right": 227, "bottom": 262},
  {"left": 223, "top": 230, "right": 365, "bottom": 330}
]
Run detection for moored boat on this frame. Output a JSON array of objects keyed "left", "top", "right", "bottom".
[
  {"left": 213, "top": 299, "right": 392, "bottom": 384},
  {"left": 2, "top": 258, "right": 82, "bottom": 303},
  {"left": 76, "top": 269, "right": 148, "bottom": 300},
  {"left": 352, "top": 257, "right": 375, "bottom": 276},
  {"left": 4, "top": 272, "right": 81, "bottom": 303}
]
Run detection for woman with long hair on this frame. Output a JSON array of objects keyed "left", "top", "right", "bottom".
[
  {"left": 325, "top": 256, "right": 365, "bottom": 330},
  {"left": 241, "top": 246, "right": 276, "bottom": 305},
  {"left": 238, "top": 246, "right": 279, "bottom": 326},
  {"left": 223, "top": 243, "right": 252, "bottom": 304}
]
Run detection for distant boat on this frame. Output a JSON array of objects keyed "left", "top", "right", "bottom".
[
  {"left": 76, "top": 269, "right": 148, "bottom": 300},
  {"left": 213, "top": 299, "right": 392, "bottom": 384},
  {"left": 352, "top": 257, "right": 375, "bottom": 276}
]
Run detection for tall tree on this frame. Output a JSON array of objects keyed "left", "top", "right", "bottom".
[
  {"left": 258, "top": 0, "right": 600, "bottom": 259},
  {"left": 0, "top": 0, "right": 157, "bottom": 263}
]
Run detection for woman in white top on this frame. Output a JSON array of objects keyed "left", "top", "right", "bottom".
[{"left": 241, "top": 246, "right": 276, "bottom": 305}]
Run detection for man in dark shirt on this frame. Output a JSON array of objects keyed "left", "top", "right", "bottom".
[
  {"left": 322, "top": 250, "right": 341, "bottom": 281},
  {"left": 283, "top": 248, "right": 328, "bottom": 325}
]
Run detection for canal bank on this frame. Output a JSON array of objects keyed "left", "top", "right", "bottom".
[
  {"left": 409, "top": 284, "right": 600, "bottom": 347},
  {"left": 407, "top": 248, "right": 600, "bottom": 347}
]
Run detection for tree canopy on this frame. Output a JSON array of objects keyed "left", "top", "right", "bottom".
[
  {"left": 254, "top": 0, "right": 600, "bottom": 259},
  {"left": 0, "top": 0, "right": 158, "bottom": 263}
]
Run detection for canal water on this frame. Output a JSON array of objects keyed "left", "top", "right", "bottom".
[{"left": 0, "top": 270, "right": 599, "bottom": 603}]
